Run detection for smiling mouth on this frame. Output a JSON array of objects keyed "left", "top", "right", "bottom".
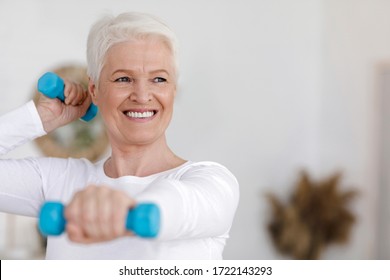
[{"left": 124, "top": 110, "right": 157, "bottom": 119}]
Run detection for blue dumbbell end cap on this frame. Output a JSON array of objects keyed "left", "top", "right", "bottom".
[
  {"left": 126, "top": 203, "right": 160, "bottom": 238},
  {"left": 39, "top": 202, "right": 66, "bottom": 236},
  {"left": 37, "top": 72, "right": 65, "bottom": 100},
  {"left": 81, "top": 103, "right": 98, "bottom": 122}
]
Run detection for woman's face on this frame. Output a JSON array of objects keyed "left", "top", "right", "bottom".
[{"left": 89, "top": 38, "right": 176, "bottom": 148}]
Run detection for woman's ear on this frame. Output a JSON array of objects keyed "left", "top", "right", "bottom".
[{"left": 88, "top": 77, "right": 98, "bottom": 105}]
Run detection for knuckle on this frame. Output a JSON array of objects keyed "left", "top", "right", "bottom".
[
  {"left": 97, "top": 213, "right": 109, "bottom": 225},
  {"left": 85, "top": 185, "right": 96, "bottom": 192},
  {"left": 100, "top": 227, "right": 112, "bottom": 238},
  {"left": 112, "top": 223, "right": 125, "bottom": 236},
  {"left": 81, "top": 211, "right": 95, "bottom": 223},
  {"left": 64, "top": 206, "right": 76, "bottom": 221},
  {"left": 98, "top": 185, "right": 110, "bottom": 195},
  {"left": 67, "top": 234, "right": 77, "bottom": 242}
]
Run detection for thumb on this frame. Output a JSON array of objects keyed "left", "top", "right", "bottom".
[{"left": 78, "top": 93, "right": 95, "bottom": 119}]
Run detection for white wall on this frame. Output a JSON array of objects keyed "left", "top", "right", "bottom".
[
  {"left": 319, "top": 0, "right": 390, "bottom": 259},
  {"left": 1, "top": 0, "right": 387, "bottom": 259}
]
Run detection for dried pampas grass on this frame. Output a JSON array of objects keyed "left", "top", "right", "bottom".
[{"left": 267, "top": 171, "right": 357, "bottom": 259}]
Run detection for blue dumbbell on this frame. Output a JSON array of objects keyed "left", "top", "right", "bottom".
[
  {"left": 38, "top": 201, "right": 160, "bottom": 238},
  {"left": 37, "top": 72, "right": 98, "bottom": 121}
]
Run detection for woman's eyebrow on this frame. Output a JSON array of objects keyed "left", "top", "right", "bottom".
[
  {"left": 112, "top": 69, "right": 170, "bottom": 76},
  {"left": 149, "top": 69, "right": 170, "bottom": 76}
]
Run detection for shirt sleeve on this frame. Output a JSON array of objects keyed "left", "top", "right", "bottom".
[
  {"left": 0, "top": 101, "right": 46, "bottom": 155},
  {"left": 135, "top": 162, "right": 240, "bottom": 241},
  {"left": 0, "top": 101, "right": 47, "bottom": 216},
  {"left": 0, "top": 157, "right": 45, "bottom": 216}
]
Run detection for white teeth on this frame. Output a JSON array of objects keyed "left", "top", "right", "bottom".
[{"left": 126, "top": 111, "right": 155, "bottom": 118}]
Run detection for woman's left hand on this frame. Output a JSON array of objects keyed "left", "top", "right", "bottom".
[
  {"left": 36, "top": 79, "right": 92, "bottom": 133},
  {"left": 64, "top": 185, "right": 136, "bottom": 243}
]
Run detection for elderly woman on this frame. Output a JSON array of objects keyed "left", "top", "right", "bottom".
[{"left": 0, "top": 12, "right": 239, "bottom": 259}]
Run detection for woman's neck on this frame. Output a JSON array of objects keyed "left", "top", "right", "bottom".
[{"left": 104, "top": 136, "right": 185, "bottom": 178}]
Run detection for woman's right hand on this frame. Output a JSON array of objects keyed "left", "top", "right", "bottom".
[
  {"left": 36, "top": 79, "right": 92, "bottom": 133},
  {"left": 64, "top": 185, "right": 136, "bottom": 244}
]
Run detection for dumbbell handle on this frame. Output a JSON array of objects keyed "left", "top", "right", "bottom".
[
  {"left": 38, "top": 201, "right": 160, "bottom": 238},
  {"left": 37, "top": 72, "right": 98, "bottom": 122}
]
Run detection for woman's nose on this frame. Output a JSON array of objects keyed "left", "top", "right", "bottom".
[{"left": 130, "top": 81, "right": 152, "bottom": 103}]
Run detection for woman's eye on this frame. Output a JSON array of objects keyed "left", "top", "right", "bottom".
[
  {"left": 153, "top": 77, "right": 167, "bottom": 83},
  {"left": 115, "top": 77, "right": 131, "bottom": 83}
]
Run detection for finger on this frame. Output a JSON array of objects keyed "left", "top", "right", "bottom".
[
  {"left": 67, "top": 85, "right": 79, "bottom": 106},
  {"left": 67, "top": 223, "right": 106, "bottom": 244},
  {"left": 85, "top": 92, "right": 92, "bottom": 107},
  {"left": 65, "top": 192, "right": 82, "bottom": 227},
  {"left": 71, "top": 84, "right": 87, "bottom": 106},
  {"left": 111, "top": 191, "right": 136, "bottom": 237},
  {"left": 80, "top": 186, "right": 100, "bottom": 239},
  {"left": 66, "top": 222, "right": 87, "bottom": 243},
  {"left": 64, "top": 81, "right": 86, "bottom": 106},
  {"left": 75, "top": 92, "right": 93, "bottom": 118},
  {"left": 111, "top": 195, "right": 127, "bottom": 237},
  {"left": 63, "top": 80, "right": 76, "bottom": 105},
  {"left": 96, "top": 186, "right": 113, "bottom": 239}
]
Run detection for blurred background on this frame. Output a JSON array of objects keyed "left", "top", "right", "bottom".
[{"left": 1, "top": 0, "right": 390, "bottom": 259}]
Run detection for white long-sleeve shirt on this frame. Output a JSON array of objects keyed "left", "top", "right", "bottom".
[{"left": 0, "top": 101, "right": 239, "bottom": 259}]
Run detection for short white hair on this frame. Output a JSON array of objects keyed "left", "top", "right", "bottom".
[{"left": 87, "top": 12, "right": 178, "bottom": 83}]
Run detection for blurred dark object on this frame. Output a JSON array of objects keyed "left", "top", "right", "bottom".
[{"left": 267, "top": 171, "right": 358, "bottom": 259}]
